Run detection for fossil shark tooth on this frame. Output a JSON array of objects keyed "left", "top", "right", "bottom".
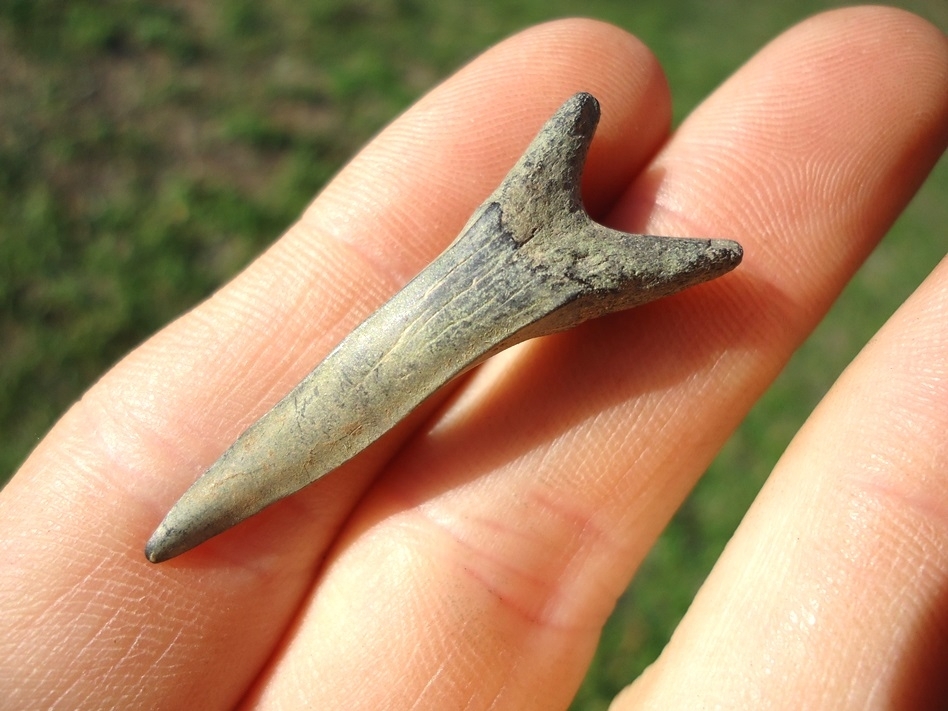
[{"left": 145, "top": 92, "right": 743, "bottom": 563}]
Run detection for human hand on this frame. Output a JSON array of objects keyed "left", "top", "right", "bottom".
[{"left": 2, "top": 7, "right": 946, "bottom": 710}]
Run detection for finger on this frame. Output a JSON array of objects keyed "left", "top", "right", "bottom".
[
  {"left": 0, "top": 19, "right": 670, "bottom": 711},
  {"left": 615, "top": 258, "right": 948, "bottom": 710},
  {"left": 245, "top": 7, "right": 948, "bottom": 710}
]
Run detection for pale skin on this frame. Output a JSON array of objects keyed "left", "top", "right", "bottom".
[{"left": 1, "top": 7, "right": 947, "bottom": 710}]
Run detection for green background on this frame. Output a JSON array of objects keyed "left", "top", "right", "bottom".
[{"left": 1, "top": 2, "right": 945, "bottom": 708}]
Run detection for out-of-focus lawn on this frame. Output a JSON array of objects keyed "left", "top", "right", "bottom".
[{"left": 1, "top": 2, "right": 944, "bottom": 709}]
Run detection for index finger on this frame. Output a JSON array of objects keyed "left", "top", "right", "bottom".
[{"left": 0, "top": 20, "right": 671, "bottom": 710}]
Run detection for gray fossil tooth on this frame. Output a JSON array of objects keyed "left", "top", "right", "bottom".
[{"left": 145, "top": 92, "right": 742, "bottom": 563}]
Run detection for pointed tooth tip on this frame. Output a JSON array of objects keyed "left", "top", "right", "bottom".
[
  {"left": 144, "top": 535, "right": 166, "bottom": 564},
  {"left": 144, "top": 524, "right": 178, "bottom": 564},
  {"left": 144, "top": 514, "right": 195, "bottom": 564}
]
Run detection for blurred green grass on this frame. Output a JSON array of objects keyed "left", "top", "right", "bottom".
[{"left": 0, "top": 1, "right": 944, "bottom": 708}]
